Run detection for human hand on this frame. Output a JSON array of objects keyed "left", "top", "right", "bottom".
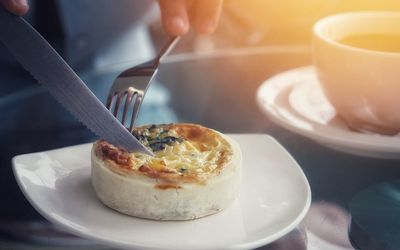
[
  {"left": 0, "top": 0, "right": 29, "bottom": 15},
  {"left": 158, "top": 0, "right": 223, "bottom": 36}
]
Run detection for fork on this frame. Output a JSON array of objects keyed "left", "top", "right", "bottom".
[{"left": 106, "top": 37, "right": 179, "bottom": 133}]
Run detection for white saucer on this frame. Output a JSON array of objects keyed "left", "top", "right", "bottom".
[
  {"left": 257, "top": 66, "right": 400, "bottom": 159},
  {"left": 12, "top": 134, "right": 311, "bottom": 250}
]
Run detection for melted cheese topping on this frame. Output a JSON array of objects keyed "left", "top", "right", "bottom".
[
  {"left": 134, "top": 138, "right": 223, "bottom": 173},
  {"left": 132, "top": 124, "right": 232, "bottom": 177},
  {"left": 95, "top": 124, "right": 233, "bottom": 182}
]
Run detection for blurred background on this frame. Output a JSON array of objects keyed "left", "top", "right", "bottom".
[{"left": 1, "top": 0, "right": 400, "bottom": 249}]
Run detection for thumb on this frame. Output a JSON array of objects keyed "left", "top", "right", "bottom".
[{"left": 0, "top": 0, "right": 29, "bottom": 15}]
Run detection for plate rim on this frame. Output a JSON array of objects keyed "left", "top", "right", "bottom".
[
  {"left": 256, "top": 66, "right": 400, "bottom": 154},
  {"left": 12, "top": 134, "right": 311, "bottom": 250}
]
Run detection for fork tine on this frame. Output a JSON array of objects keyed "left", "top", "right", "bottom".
[
  {"left": 121, "top": 89, "right": 134, "bottom": 125},
  {"left": 106, "top": 93, "right": 115, "bottom": 110},
  {"left": 113, "top": 92, "right": 124, "bottom": 117},
  {"left": 129, "top": 90, "right": 144, "bottom": 133}
]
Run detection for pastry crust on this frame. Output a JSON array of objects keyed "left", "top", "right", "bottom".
[{"left": 91, "top": 123, "right": 242, "bottom": 220}]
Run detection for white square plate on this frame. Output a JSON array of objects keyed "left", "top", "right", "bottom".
[{"left": 12, "top": 134, "right": 310, "bottom": 250}]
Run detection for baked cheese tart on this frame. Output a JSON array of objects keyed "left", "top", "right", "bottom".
[{"left": 91, "top": 123, "right": 241, "bottom": 220}]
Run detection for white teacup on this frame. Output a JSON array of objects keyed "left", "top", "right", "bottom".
[{"left": 313, "top": 12, "right": 400, "bottom": 135}]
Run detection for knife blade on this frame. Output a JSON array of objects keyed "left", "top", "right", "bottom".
[{"left": 0, "top": 8, "right": 152, "bottom": 155}]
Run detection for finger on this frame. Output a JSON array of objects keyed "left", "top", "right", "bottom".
[
  {"left": 193, "top": 0, "right": 223, "bottom": 34},
  {"left": 0, "top": 0, "right": 29, "bottom": 15},
  {"left": 158, "top": 0, "right": 189, "bottom": 36}
]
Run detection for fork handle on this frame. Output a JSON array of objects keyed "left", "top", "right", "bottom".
[{"left": 153, "top": 36, "right": 180, "bottom": 68}]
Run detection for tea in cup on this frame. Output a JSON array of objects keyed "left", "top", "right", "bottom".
[{"left": 313, "top": 12, "right": 400, "bottom": 135}]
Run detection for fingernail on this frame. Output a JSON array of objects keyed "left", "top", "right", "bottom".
[
  {"left": 14, "top": 0, "right": 28, "bottom": 7},
  {"left": 170, "top": 16, "right": 187, "bottom": 32}
]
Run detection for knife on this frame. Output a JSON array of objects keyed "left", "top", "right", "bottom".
[{"left": 0, "top": 8, "right": 152, "bottom": 155}]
